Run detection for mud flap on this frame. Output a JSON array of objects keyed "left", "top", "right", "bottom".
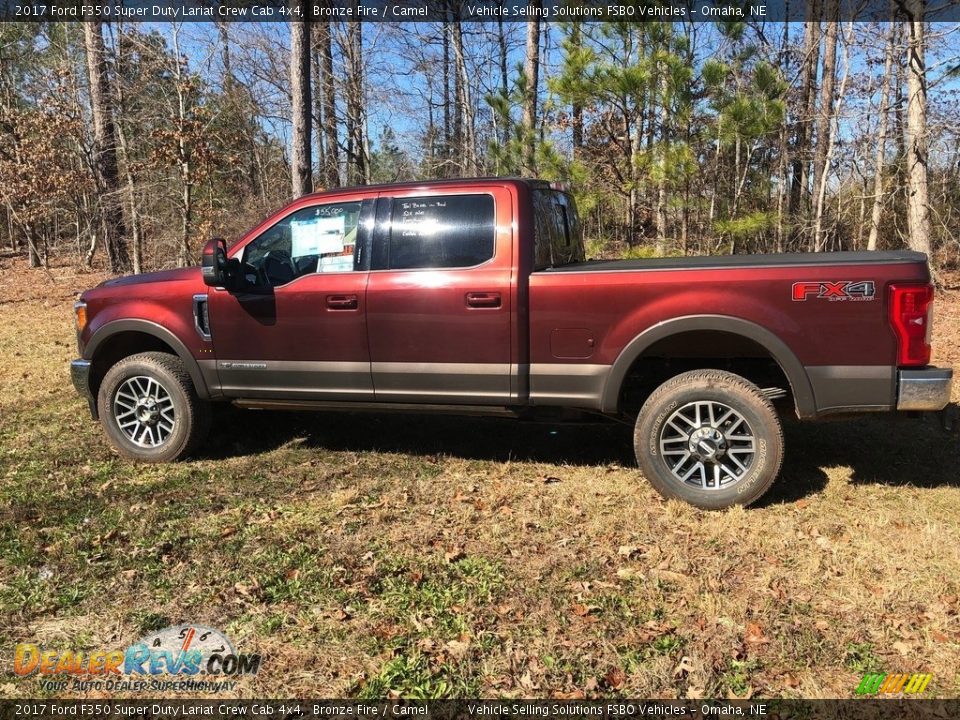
[{"left": 941, "top": 403, "right": 960, "bottom": 433}]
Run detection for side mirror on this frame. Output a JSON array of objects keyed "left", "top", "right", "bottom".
[{"left": 201, "top": 238, "right": 228, "bottom": 287}]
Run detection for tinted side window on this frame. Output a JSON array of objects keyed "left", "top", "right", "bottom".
[{"left": 388, "top": 194, "right": 495, "bottom": 270}]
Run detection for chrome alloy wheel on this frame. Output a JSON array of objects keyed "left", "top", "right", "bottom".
[
  {"left": 658, "top": 400, "right": 756, "bottom": 490},
  {"left": 113, "top": 376, "right": 176, "bottom": 448}
]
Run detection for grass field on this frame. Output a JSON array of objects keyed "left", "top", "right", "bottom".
[{"left": 1, "top": 256, "right": 959, "bottom": 700}]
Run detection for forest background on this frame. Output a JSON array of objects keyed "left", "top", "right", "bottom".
[{"left": 2, "top": 8, "right": 959, "bottom": 274}]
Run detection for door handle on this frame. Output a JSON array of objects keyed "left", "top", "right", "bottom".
[
  {"left": 466, "top": 291, "right": 501, "bottom": 309},
  {"left": 326, "top": 294, "right": 358, "bottom": 310}
]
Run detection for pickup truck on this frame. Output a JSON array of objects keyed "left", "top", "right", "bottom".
[{"left": 71, "top": 178, "right": 954, "bottom": 509}]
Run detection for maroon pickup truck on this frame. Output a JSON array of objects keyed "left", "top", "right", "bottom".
[{"left": 71, "top": 178, "right": 954, "bottom": 508}]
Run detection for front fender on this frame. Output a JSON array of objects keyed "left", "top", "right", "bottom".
[{"left": 85, "top": 318, "right": 212, "bottom": 400}]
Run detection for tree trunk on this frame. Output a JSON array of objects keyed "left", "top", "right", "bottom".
[
  {"left": 868, "top": 15, "right": 897, "bottom": 251},
  {"left": 83, "top": 20, "right": 130, "bottom": 273},
  {"left": 521, "top": 4, "right": 540, "bottom": 177},
  {"left": 442, "top": 17, "right": 451, "bottom": 173},
  {"left": 904, "top": 0, "right": 931, "bottom": 257},
  {"left": 570, "top": 24, "right": 583, "bottom": 158},
  {"left": 114, "top": 24, "right": 142, "bottom": 274},
  {"left": 318, "top": 18, "right": 339, "bottom": 188},
  {"left": 814, "top": 21, "right": 852, "bottom": 252},
  {"left": 812, "top": 1, "right": 839, "bottom": 250},
  {"left": 291, "top": 12, "right": 312, "bottom": 197},
  {"left": 344, "top": 19, "right": 366, "bottom": 185},
  {"left": 655, "top": 65, "right": 669, "bottom": 252},
  {"left": 450, "top": 15, "right": 476, "bottom": 175},
  {"left": 497, "top": 9, "right": 509, "bottom": 149},
  {"left": 312, "top": 40, "right": 325, "bottom": 188},
  {"left": 789, "top": 5, "right": 821, "bottom": 217}
]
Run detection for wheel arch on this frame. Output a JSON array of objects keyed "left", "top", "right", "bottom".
[
  {"left": 600, "top": 315, "right": 816, "bottom": 419},
  {"left": 85, "top": 320, "right": 211, "bottom": 401}
]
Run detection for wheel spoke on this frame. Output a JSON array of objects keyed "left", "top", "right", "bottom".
[
  {"left": 719, "top": 461, "right": 740, "bottom": 480},
  {"left": 680, "top": 461, "right": 701, "bottom": 482},
  {"left": 728, "top": 453, "right": 748, "bottom": 473},
  {"left": 669, "top": 452, "right": 691, "bottom": 473}
]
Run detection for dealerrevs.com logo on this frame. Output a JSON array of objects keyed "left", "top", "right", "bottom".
[{"left": 13, "top": 625, "right": 260, "bottom": 693}]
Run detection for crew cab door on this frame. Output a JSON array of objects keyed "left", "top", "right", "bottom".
[
  {"left": 206, "top": 197, "right": 375, "bottom": 400},
  {"left": 365, "top": 188, "right": 515, "bottom": 404}
]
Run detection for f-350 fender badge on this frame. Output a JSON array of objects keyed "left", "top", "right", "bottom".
[{"left": 792, "top": 280, "right": 876, "bottom": 302}]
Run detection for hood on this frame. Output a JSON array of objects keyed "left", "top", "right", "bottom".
[{"left": 99, "top": 267, "right": 200, "bottom": 288}]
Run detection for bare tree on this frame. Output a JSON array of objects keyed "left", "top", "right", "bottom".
[
  {"left": 868, "top": 16, "right": 897, "bottom": 251},
  {"left": 342, "top": 20, "right": 367, "bottom": 185},
  {"left": 317, "top": 19, "right": 339, "bottom": 188},
  {"left": 789, "top": 4, "right": 821, "bottom": 217},
  {"left": 291, "top": 12, "right": 312, "bottom": 197},
  {"left": 812, "top": 0, "right": 840, "bottom": 250},
  {"left": 113, "top": 35, "right": 139, "bottom": 273},
  {"left": 84, "top": 20, "right": 130, "bottom": 272},
  {"left": 450, "top": 16, "right": 477, "bottom": 174},
  {"left": 904, "top": 0, "right": 931, "bottom": 256}
]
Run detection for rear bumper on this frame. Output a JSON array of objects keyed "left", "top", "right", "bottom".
[
  {"left": 897, "top": 368, "right": 953, "bottom": 411},
  {"left": 71, "top": 359, "right": 98, "bottom": 419}
]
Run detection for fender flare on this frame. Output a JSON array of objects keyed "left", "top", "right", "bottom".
[
  {"left": 599, "top": 314, "right": 816, "bottom": 418},
  {"left": 84, "top": 319, "right": 211, "bottom": 400}
]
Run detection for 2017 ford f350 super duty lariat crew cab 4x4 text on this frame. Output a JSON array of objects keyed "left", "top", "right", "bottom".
[{"left": 70, "top": 178, "right": 954, "bottom": 508}]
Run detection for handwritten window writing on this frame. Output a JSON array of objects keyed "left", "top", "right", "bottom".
[{"left": 388, "top": 194, "right": 494, "bottom": 270}]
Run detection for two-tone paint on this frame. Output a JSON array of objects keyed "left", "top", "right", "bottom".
[{"left": 73, "top": 178, "right": 952, "bottom": 423}]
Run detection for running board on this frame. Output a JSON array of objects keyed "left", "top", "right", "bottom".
[{"left": 231, "top": 398, "right": 524, "bottom": 418}]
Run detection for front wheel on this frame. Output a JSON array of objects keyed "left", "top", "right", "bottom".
[
  {"left": 97, "top": 351, "right": 210, "bottom": 463},
  {"left": 634, "top": 370, "right": 784, "bottom": 509}
]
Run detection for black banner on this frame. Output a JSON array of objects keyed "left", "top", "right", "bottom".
[
  {"left": 1, "top": 0, "right": 958, "bottom": 23},
  {"left": 3, "top": 700, "right": 960, "bottom": 720}
]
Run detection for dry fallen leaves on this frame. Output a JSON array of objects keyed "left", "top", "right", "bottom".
[
  {"left": 745, "top": 622, "right": 769, "bottom": 644},
  {"left": 603, "top": 667, "right": 626, "bottom": 690}
]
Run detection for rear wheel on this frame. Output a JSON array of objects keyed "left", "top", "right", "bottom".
[
  {"left": 634, "top": 369, "right": 783, "bottom": 509},
  {"left": 97, "top": 352, "right": 210, "bottom": 462}
]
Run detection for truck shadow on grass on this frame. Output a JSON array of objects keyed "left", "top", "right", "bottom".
[{"left": 206, "top": 408, "right": 960, "bottom": 506}]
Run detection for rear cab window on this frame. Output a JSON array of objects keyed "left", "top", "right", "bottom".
[{"left": 533, "top": 189, "right": 585, "bottom": 270}]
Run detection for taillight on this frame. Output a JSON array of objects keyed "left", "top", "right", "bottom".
[{"left": 888, "top": 284, "right": 934, "bottom": 366}]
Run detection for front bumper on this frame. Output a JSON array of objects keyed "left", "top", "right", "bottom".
[
  {"left": 71, "top": 359, "right": 98, "bottom": 419},
  {"left": 897, "top": 368, "right": 953, "bottom": 411}
]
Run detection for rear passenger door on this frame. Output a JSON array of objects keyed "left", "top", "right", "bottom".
[{"left": 365, "top": 189, "right": 514, "bottom": 404}]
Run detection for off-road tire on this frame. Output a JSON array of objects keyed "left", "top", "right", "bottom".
[
  {"left": 634, "top": 369, "right": 784, "bottom": 509},
  {"left": 97, "top": 351, "right": 211, "bottom": 462}
]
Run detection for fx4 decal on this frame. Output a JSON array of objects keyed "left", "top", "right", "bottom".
[{"left": 792, "top": 280, "right": 876, "bottom": 302}]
